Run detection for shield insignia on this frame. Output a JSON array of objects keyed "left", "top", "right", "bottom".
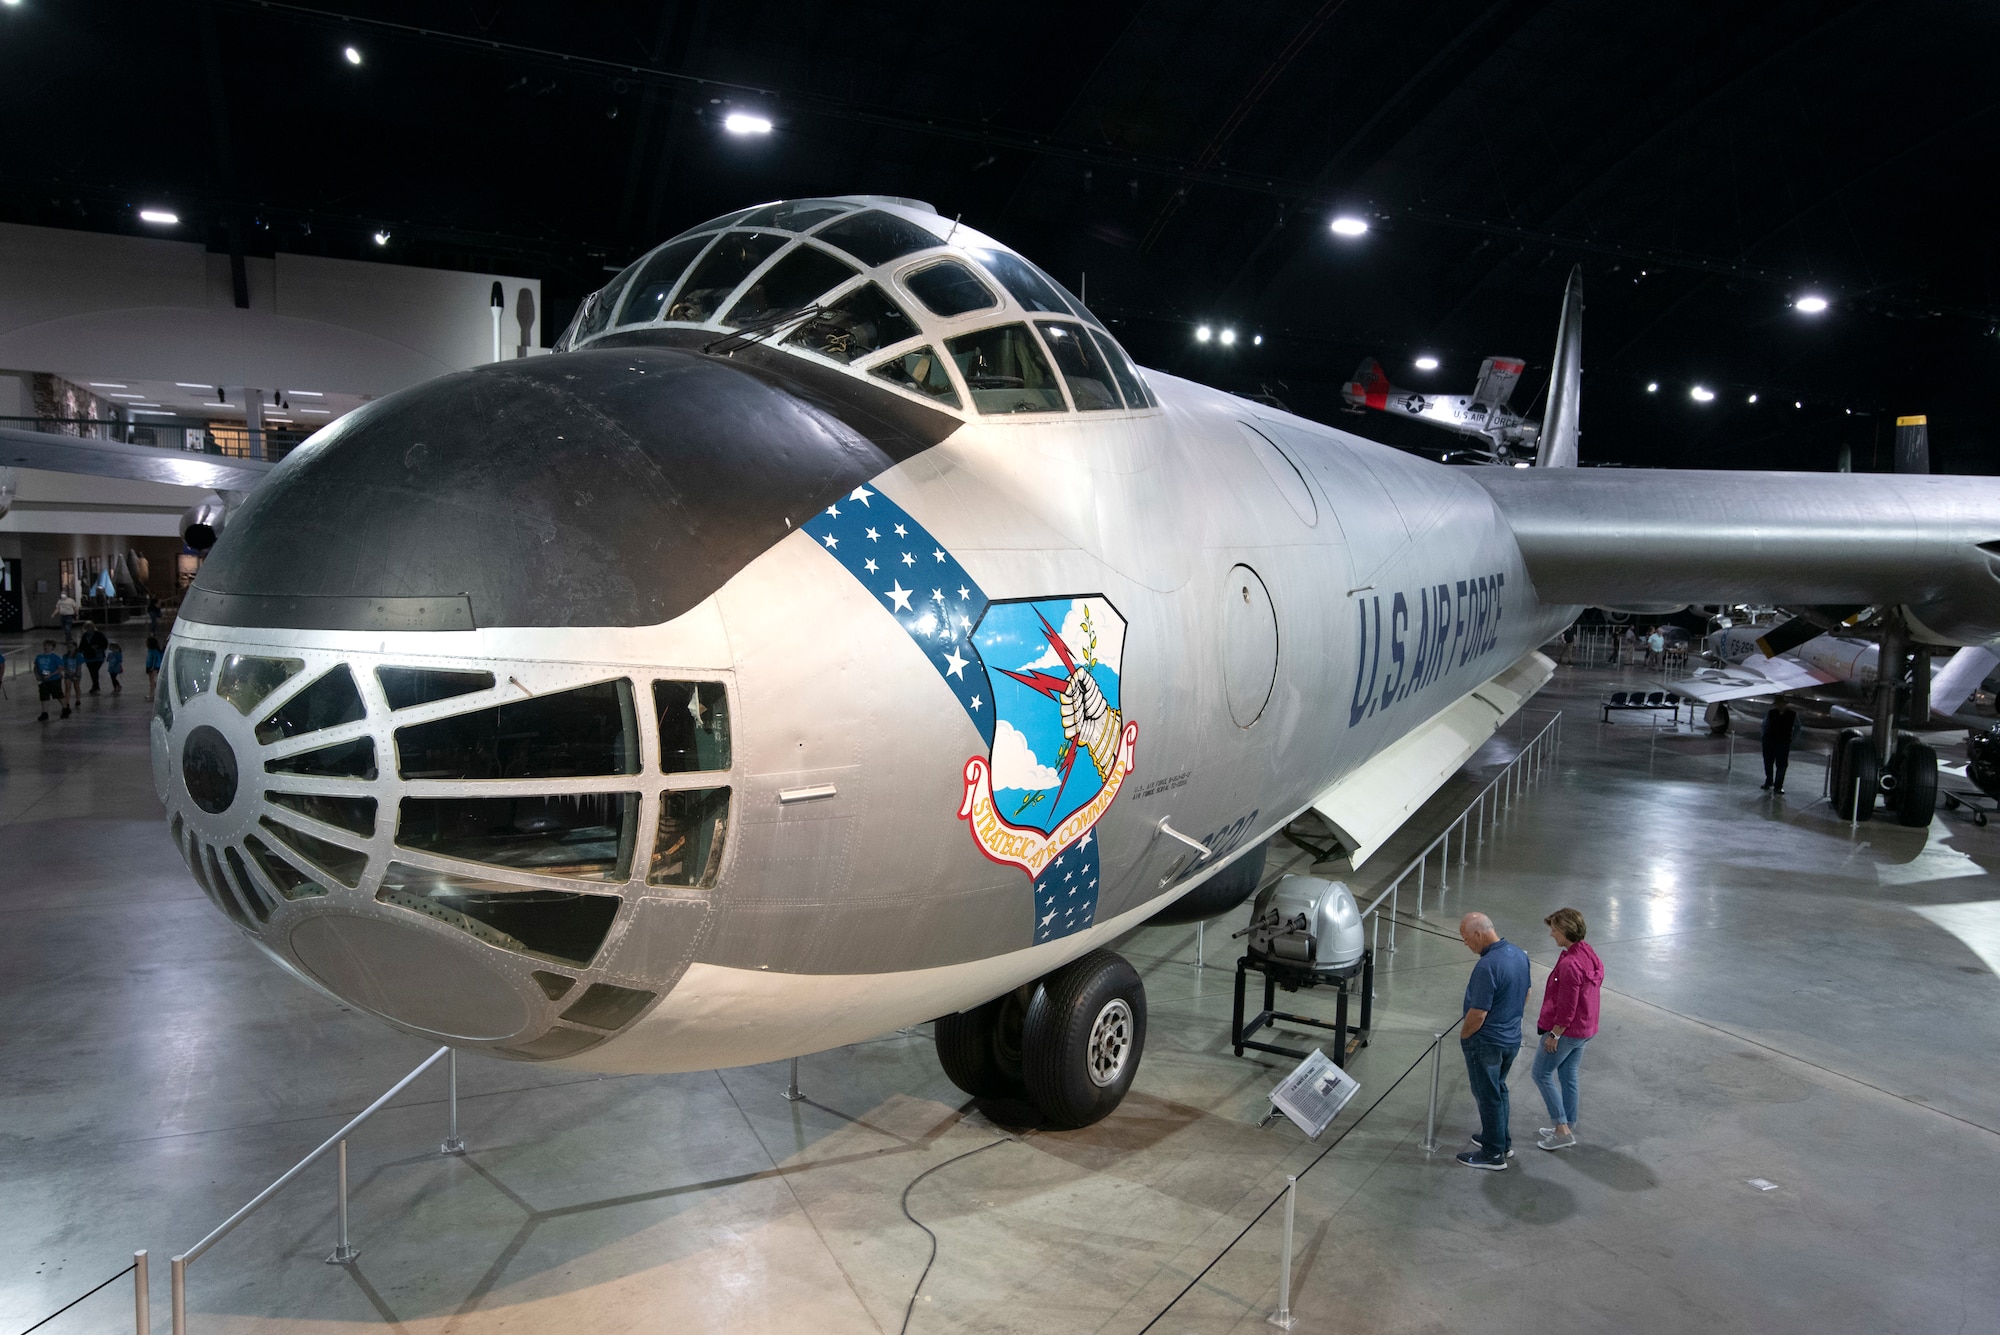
[{"left": 958, "top": 595, "right": 1139, "bottom": 942}]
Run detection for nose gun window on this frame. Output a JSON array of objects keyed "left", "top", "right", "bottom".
[
  {"left": 267, "top": 790, "right": 378, "bottom": 837},
  {"left": 256, "top": 664, "right": 365, "bottom": 745},
  {"left": 376, "top": 666, "right": 496, "bottom": 711},
  {"left": 215, "top": 655, "right": 305, "bottom": 715},
  {"left": 576, "top": 260, "right": 641, "bottom": 342},
  {"left": 395, "top": 679, "right": 640, "bottom": 780},
  {"left": 903, "top": 260, "right": 999, "bottom": 318},
  {"left": 787, "top": 282, "right": 920, "bottom": 365},
  {"left": 260, "top": 815, "right": 369, "bottom": 886},
  {"left": 396, "top": 793, "right": 637, "bottom": 882},
  {"left": 668, "top": 231, "right": 786, "bottom": 323},
  {"left": 654, "top": 681, "right": 731, "bottom": 773},
  {"left": 266, "top": 736, "right": 377, "bottom": 780},
  {"left": 870, "top": 346, "right": 962, "bottom": 407},
  {"left": 615, "top": 236, "right": 711, "bottom": 327},
  {"left": 723, "top": 245, "right": 858, "bottom": 328},
  {"left": 815, "top": 209, "right": 946, "bottom": 267},
  {"left": 735, "top": 199, "right": 856, "bottom": 232},
  {"left": 1087, "top": 327, "right": 1157, "bottom": 409},
  {"left": 969, "top": 248, "right": 1070, "bottom": 314},
  {"left": 1036, "top": 321, "right": 1122, "bottom": 410},
  {"left": 173, "top": 648, "right": 216, "bottom": 705},
  {"left": 376, "top": 863, "right": 620, "bottom": 967},
  {"left": 946, "top": 324, "right": 1066, "bottom": 414},
  {"left": 650, "top": 786, "right": 731, "bottom": 887}
]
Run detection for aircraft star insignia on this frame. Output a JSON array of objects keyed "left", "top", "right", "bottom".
[
  {"left": 943, "top": 647, "right": 969, "bottom": 678},
  {"left": 849, "top": 486, "right": 873, "bottom": 505},
  {"left": 884, "top": 581, "right": 913, "bottom": 612}
]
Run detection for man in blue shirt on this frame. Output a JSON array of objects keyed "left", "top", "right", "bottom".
[
  {"left": 1455, "top": 911, "right": 1531, "bottom": 1169},
  {"left": 33, "top": 640, "right": 69, "bottom": 720}
]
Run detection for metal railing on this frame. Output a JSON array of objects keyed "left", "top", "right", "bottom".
[
  {"left": 1355, "top": 710, "right": 1563, "bottom": 961},
  {"left": 16, "top": 1252, "right": 148, "bottom": 1335},
  {"left": 0, "top": 416, "right": 308, "bottom": 461},
  {"left": 165, "top": 1046, "right": 466, "bottom": 1335}
]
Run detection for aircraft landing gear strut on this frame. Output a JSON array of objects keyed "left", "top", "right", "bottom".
[
  {"left": 1829, "top": 612, "right": 1939, "bottom": 828},
  {"left": 935, "top": 948, "right": 1148, "bottom": 1129}
]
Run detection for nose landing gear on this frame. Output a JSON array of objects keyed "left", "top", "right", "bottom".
[{"left": 935, "top": 949, "right": 1147, "bottom": 1128}]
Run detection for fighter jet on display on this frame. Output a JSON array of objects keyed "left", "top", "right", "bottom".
[
  {"left": 39, "top": 195, "right": 2000, "bottom": 1129},
  {"left": 1677, "top": 624, "right": 1999, "bottom": 720},
  {"left": 1341, "top": 353, "right": 1541, "bottom": 462}
]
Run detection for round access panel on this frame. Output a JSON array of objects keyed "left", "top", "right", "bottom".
[{"left": 1220, "top": 565, "right": 1278, "bottom": 728}]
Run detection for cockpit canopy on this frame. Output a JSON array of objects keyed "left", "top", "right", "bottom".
[{"left": 556, "top": 196, "right": 1158, "bottom": 418}]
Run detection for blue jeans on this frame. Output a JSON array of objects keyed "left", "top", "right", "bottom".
[
  {"left": 1462, "top": 1036, "right": 1518, "bottom": 1157},
  {"left": 1531, "top": 1034, "right": 1589, "bottom": 1127}
]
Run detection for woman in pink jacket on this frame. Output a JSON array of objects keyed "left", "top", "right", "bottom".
[{"left": 1532, "top": 907, "right": 1604, "bottom": 1151}]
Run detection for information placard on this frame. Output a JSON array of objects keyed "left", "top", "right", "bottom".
[{"left": 1269, "top": 1048, "right": 1359, "bottom": 1139}]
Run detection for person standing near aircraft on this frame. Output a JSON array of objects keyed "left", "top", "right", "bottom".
[
  {"left": 61, "top": 642, "right": 83, "bottom": 708},
  {"left": 1761, "top": 699, "right": 1801, "bottom": 792},
  {"left": 33, "top": 640, "right": 67, "bottom": 721},
  {"left": 78, "top": 622, "right": 107, "bottom": 694},
  {"left": 143, "top": 636, "right": 162, "bottom": 701},
  {"left": 1531, "top": 908, "right": 1603, "bottom": 1151},
  {"left": 53, "top": 589, "right": 77, "bottom": 639},
  {"left": 1456, "top": 912, "right": 1531, "bottom": 1170},
  {"left": 105, "top": 641, "right": 124, "bottom": 695}
]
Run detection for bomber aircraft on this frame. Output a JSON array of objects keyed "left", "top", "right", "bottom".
[{"left": 17, "top": 195, "right": 2000, "bottom": 1128}]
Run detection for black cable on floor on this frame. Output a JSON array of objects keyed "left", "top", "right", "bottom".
[
  {"left": 896, "top": 1135, "right": 1013, "bottom": 1335},
  {"left": 1135, "top": 1032, "right": 1448, "bottom": 1334},
  {"left": 18, "top": 1262, "right": 136, "bottom": 1335}
]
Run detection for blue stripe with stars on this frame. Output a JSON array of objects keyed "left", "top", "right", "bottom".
[
  {"left": 1033, "top": 831, "right": 1102, "bottom": 944},
  {"left": 801, "top": 486, "right": 995, "bottom": 746}
]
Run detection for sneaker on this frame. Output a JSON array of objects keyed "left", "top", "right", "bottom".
[
  {"left": 60, "top": 708, "right": 70, "bottom": 718},
  {"left": 38, "top": 712, "right": 48, "bottom": 721},
  {"left": 1538, "top": 1131, "right": 1578, "bottom": 1151},
  {"left": 1456, "top": 1150, "right": 1508, "bottom": 1171},
  {"left": 1759, "top": 781, "right": 1772, "bottom": 790},
  {"left": 1467, "top": 1136, "right": 1516, "bottom": 1157}
]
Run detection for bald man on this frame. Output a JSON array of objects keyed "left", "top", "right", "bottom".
[{"left": 1455, "top": 912, "right": 1531, "bottom": 1170}]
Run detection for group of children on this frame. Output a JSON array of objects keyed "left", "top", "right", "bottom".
[{"left": 5, "top": 631, "right": 164, "bottom": 721}]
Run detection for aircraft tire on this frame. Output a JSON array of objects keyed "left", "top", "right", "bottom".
[
  {"left": 1834, "top": 735, "right": 1878, "bottom": 821},
  {"left": 1021, "top": 950, "right": 1146, "bottom": 1129},
  {"left": 934, "top": 994, "right": 1027, "bottom": 1100},
  {"left": 1894, "top": 741, "right": 1938, "bottom": 828},
  {"left": 1830, "top": 728, "right": 1864, "bottom": 812}
]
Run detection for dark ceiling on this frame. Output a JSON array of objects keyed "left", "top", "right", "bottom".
[{"left": 5, "top": 0, "right": 1997, "bottom": 471}]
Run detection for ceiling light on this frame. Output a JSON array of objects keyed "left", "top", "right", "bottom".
[
  {"left": 373, "top": 230, "right": 390, "bottom": 245},
  {"left": 723, "top": 112, "right": 773, "bottom": 135},
  {"left": 129, "top": 402, "right": 161, "bottom": 408},
  {"left": 1219, "top": 328, "right": 1236, "bottom": 346},
  {"left": 1329, "top": 216, "right": 1368, "bottom": 237},
  {"left": 1195, "top": 325, "right": 1212, "bottom": 343},
  {"left": 1748, "top": 393, "right": 1758, "bottom": 403},
  {"left": 138, "top": 209, "right": 179, "bottom": 225},
  {"left": 1512, "top": 461, "right": 1531, "bottom": 468},
  {"left": 174, "top": 382, "right": 211, "bottom": 389},
  {"left": 343, "top": 46, "right": 362, "bottom": 65},
  {"left": 1794, "top": 295, "right": 1829, "bottom": 314},
  {"left": 89, "top": 382, "right": 128, "bottom": 389},
  {"left": 1646, "top": 382, "right": 1658, "bottom": 392},
  {"left": 299, "top": 407, "right": 332, "bottom": 414},
  {"left": 1252, "top": 334, "right": 1263, "bottom": 346},
  {"left": 1795, "top": 401, "right": 1803, "bottom": 409},
  {"left": 1690, "top": 386, "right": 1715, "bottom": 402},
  {"left": 131, "top": 409, "right": 173, "bottom": 416},
  {"left": 108, "top": 393, "right": 144, "bottom": 399},
  {"left": 287, "top": 390, "right": 324, "bottom": 397},
  {"left": 1414, "top": 356, "right": 1439, "bottom": 371}
]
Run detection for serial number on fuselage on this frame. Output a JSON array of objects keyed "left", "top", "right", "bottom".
[{"left": 1349, "top": 572, "right": 1507, "bottom": 726}]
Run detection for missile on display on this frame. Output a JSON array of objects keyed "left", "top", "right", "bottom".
[{"left": 124, "top": 196, "right": 2000, "bottom": 1127}]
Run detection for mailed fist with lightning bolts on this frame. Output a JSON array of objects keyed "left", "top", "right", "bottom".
[{"left": 1000, "top": 607, "right": 1125, "bottom": 789}]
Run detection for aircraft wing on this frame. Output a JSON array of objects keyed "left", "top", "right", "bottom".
[
  {"left": 1676, "top": 654, "right": 1835, "bottom": 704},
  {"left": 1470, "top": 356, "right": 1525, "bottom": 410},
  {"left": 1472, "top": 468, "right": 2000, "bottom": 645},
  {"left": 1, "top": 424, "right": 274, "bottom": 492}
]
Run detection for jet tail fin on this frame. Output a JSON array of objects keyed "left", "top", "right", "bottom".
[
  {"left": 1929, "top": 645, "right": 1998, "bottom": 717},
  {"left": 1535, "top": 266, "right": 1582, "bottom": 467},
  {"left": 1341, "top": 357, "right": 1395, "bottom": 411},
  {"left": 1470, "top": 356, "right": 1526, "bottom": 411}
]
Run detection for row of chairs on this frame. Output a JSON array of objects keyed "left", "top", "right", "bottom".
[{"left": 1602, "top": 690, "right": 1687, "bottom": 723}]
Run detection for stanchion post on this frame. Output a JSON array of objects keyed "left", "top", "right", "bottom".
[
  {"left": 1458, "top": 812, "right": 1468, "bottom": 868},
  {"left": 169, "top": 1256, "right": 185, "bottom": 1335},
  {"left": 326, "top": 1139, "right": 357, "bottom": 1264},
  {"left": 440, "top": 1049, "right": 465, "bottom": 1155},
  {"left": 1268, "top": 1176, "right": 1298, "bottom": 1330},
  {"left": 134, "top": 1250, "right": 149, "bottom": 1335},
  {"left": 1851, "top": 778, "right": 1862, "bottom": 831},
  {"left": 1437, "top": 828, "right": 1449, "bottom": 894},
  {"left": 1195, "top": 920, "right": 1205, "bottom": 970},
  {"left": 1423, "top": 1033, "right": 1444, "bottom": 1153},
  {"left": 1388, "top": 882, "right": 1399, "bottom": 953},
  {"left": 782, "top": 1056, "right": 803, "bottom": 1102}
]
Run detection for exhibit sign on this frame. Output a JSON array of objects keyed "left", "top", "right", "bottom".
[{"left": 1269, "top": 1048, "right": 1360, "bottom": 1139}]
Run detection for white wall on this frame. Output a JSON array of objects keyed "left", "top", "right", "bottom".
[{"left": 0, "top": 222, "right": 541, "bottom": 398}]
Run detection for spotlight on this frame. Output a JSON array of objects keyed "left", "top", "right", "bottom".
[
  {"left": 1413, "top": 356, "right": 1439, "bottom": 371},
  {"left": 1646, "top": 382, "right": 1658, "bottom": 392},
  {"left": 138, "top": 209, "right": 179, "bottom": 225},
  {"left": 1690, "top": 386, "right": 1715, "bottom": 402},
  {"left": 372, "top": 230, "right": 390, "bottom": 245},
  {"left": 1329, "top": 216, "right": 1369, "bottom": 237},
  {"left": 343, "top": 46, "right": 362, "bottom": 65},
  {"left": 1195, "top": 325, "right": 1212, "bottom": 343},
  {"left": 1252, "top": 334, "right": 1263, "bottom": 346},
  {"left": 1794, "top": 295, "right": 1828, "bottom": 314},
  {"left": 1748, "top": 393, "right": 1758, "bottom": 404},
  {"left": 1219, "top": 328, "right": 1236, "bottom": 346},
  {"left": 723, "top": 112, "right": 774, "bottom": 135},
  {"left": 1795, "top": 401, "right": 1803, "bottom": 409}
]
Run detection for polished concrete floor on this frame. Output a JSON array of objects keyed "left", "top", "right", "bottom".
[{"left": 4, "top": 648, "right": 1999, "bottom": 1333}]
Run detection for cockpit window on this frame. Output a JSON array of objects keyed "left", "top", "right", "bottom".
[
  {"left": 173, "top": 648, "right": 216, "bottom": 706},
  {"left": 815, "top": 209, "right": 945, "bottom": 267},
  {"left": 723, "top": 244, "right": 858, "bottom": 328},
  {"left": 969, "top": 249, "right": 1069, "bottom": 315},
  {"left": 577, "top": 261, "right": 640, "bottom": 342},
  {"left": 904, "top": 260, "right": 999, "bottom": 318},
  {"left": 1046, "top": 273, "right": 1107, "bottom": 329},
  {"left": 869, "top": 346, "right": 961, "bottom": 408},
  {"left": 667, "top": 231, "right": 786, "bottom": 324},
  {"left": 395, "top": 679, "right": 640, "bottom": 781},
  {"left": 1036, "top": 321, "right": 1121, "bottom": 410},
  {"left": 654, "top": 681, "right": 732, "bottom": 773},
  {"left": 736, "top": 199, "right": 855, "bottom": 232},
  {"left": 397, "top": 792, "right": 638, "bottom": 883},
  {"left": 947, "top": 324, "right": 1066, "bottom": 414},
  {"left": 786, "top": 282, "right": 920, "bottom": 364},
  {"left": 664, "top": 206, "right": 757, "bottom": 244},
  {"left": 1088, "top": 328, "right": 1157, "bottom": 408},
  {"left": 616, "top": 236, "right": 712, "bottom": 327}
]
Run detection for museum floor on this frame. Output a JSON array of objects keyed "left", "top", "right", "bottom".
[{"left": 4, "top": 649, "right": 1998, "bottom": 1334}]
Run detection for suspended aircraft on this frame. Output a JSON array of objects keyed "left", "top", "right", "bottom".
[
  {"left": 21, "top": 196, "right": 2000, "bottom": 1128},
  {"left": 1341, "top": 353, "right": 1541, "bottom": 463}
]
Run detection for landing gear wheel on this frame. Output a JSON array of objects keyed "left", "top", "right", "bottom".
[
  {"left": 1893, "top": 741, "right": 1938, "bottom": 828},
  {"left": 1021, "top": 950, "right": 1147, "bottom": 1128},
  {"left": 935, "top": 992, "right": 1027, "bottom": 1100},
  {"left": 1833, "top": 735, "right": 1878, "bottom": 821}
]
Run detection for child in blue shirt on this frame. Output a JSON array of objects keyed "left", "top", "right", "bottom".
[
  {"left": 106, "top": 642, "right": 125, "bottom": 694},
  {"left": 34, "top": 640, "right": 69, "bottom": 720},
  {"left": 145, "top": 637, "right": 164, "bottom": 702},
  {"left": 62, "top": 642, "right": 83, "bottom": 708}
]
